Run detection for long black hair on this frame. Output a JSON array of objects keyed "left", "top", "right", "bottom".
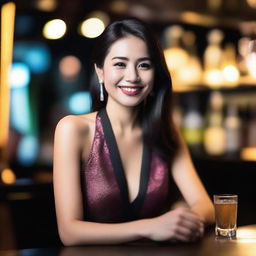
[{"left": 90, "top": 18, "right": 180, "bottom": 163}]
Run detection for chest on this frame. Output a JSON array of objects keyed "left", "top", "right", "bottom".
[
  {"left": 114, "top": 136, "right": 143, "bottom": 202},
  {"left": 81, "top": 109, "right": 170, "bottom": 222}
]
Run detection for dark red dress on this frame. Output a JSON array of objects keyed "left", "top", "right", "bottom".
[{"left": 81, "top": 109, "right": 171, "bottom": 223}]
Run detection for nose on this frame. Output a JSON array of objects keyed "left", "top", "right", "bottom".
[{"left": 125, "top": 65, "right": 140, "bottom": 83}]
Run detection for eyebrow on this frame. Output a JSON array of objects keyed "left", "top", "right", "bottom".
[{"left": 111, "top": 56, "right": 152, "bottom": 61}]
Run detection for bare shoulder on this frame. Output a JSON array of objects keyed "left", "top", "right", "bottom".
[{"left": 55, "top": 112, "right": 98, "bottom": 140}]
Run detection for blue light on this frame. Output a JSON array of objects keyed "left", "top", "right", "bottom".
[
  {"left": 17, "top": 135, "right": 39, "bottom": 166},
  {"left": 9, "top": 63, "right": 30, "bottom": 88},
  {"left": 68, "top": 92, "right": 92, "bottom": 114},
  {"left": 14, "top": 42, "right": 51, "bottom": 73},
  {"left": 24, "top": 44, "right": 51, "bottom": 73},
  {"left": 10, "top": 88, "right": 31, "bottom": 134}
]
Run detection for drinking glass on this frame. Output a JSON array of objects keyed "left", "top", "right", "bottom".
[{"left": 214, "top": 194, "right": 238, "bottom": 238}]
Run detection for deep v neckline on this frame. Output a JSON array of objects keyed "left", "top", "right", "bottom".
[{"left": 98, "top": 109, "right": 151, "bottom": 219}]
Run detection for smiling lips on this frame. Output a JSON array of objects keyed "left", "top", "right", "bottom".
[{"left": 118, "top": 86, "right": 143, "bottom": 96}]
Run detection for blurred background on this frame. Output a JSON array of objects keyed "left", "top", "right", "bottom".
[{"left": 1, "top": 0, "right": 256, "bottom": 250}]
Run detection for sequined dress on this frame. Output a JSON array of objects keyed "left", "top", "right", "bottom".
[{"left": 81, "top": 109, "right": 171, "bottom": 223}]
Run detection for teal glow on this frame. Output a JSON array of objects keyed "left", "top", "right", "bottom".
[
  {"left": 10, "top": 88, "right": 31, "bottom": 134},
  {"left": 24, "top": 44, "right": 51, "bottom": 73},
  {"left": 68, "top": 92, "right": 91, "bottom": 114},
  {"left": 15, "top": 15, "right": 35, "bottom": 35},
  {"left": 14, "top": 42, "right": 51, "bottom": 73},
  {"left": 17, "top": 135, "right": 39, "bottom": 166},
  {"left": 9, "top": 63, "right": 30, "bottom": 88}
]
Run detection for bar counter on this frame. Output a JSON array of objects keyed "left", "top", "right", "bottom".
[{"left": 1, "top": 225, "right": 256, "bottom": 256}]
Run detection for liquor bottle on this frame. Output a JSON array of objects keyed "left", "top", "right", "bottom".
[
  {"left": 163, "top": 25, "right": 189, "bottom": 89},
  {"left": 224, "top": 102, "right": 242, "bottom": 156},
  {"left": 177, "top": 31, "right": 203, "bottom": 87},
  {"left": 203, "top": 29, "right": 224, "bottom": 87},
  {"left": 204, "top": 91, "right": 226, "bottom": 156},
  {"left": 221, "top": 43, "right": 240, "bottom": 87},
  {"left": 247, "top": 40, "right": 256, "bottom": 79},
  {"left": 182, "top": 94, "right": 204, "bottom": 155},
  {"left": 237, "top": 37, "right": 251, "bottom": 76}
]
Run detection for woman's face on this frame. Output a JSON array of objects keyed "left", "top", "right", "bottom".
[{"left": 95, "top": 35, "right": 155, "bottom": 108}]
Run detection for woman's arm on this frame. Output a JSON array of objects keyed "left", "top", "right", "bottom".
[
  {"left": 171, "top": 130, "right": 215, "bottom": 225},
  {"left": 53, "top": 116, "right": 207, "bottom": 245},
  {"left": 53, "top": 116, "right": 158, "bottom": 245}
]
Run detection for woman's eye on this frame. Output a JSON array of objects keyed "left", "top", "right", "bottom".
[
  {"left": 139, "top": 63, "right": 151, "bottom": 69},
  {"left": 114, "top": 62, "right": 126, "bottom": 67}
]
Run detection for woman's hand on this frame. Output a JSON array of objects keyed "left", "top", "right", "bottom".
[{"left": 145, "top": 208, "right": 204, "bottom": 242}]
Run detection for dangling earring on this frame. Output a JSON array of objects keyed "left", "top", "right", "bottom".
[{"left": 99, "top": 80, "right": 104, "bottom": 101}]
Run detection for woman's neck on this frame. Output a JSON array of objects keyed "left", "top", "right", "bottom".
[{"left": 105, "top": 102, "right": 140, "bottom": 132}]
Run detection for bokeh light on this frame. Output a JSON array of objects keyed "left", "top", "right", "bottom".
[
  {"left": 43, "top": 19, "right": 66, "bottom": 39},
  {"left": 17, "top": 135, "right": 39, "bottom": 166},
  {"left": 223, "top": 65, "right": 240, "bottom": 83},
  {"left": 35, "top": 0, "right": 58, "bottom": 12},
  {"left": 80, "top": 18, "right": 105, "bottom": 38},
  {"left": 9, "top": 62, "right": 30, "bottom": 88},
  {"left": 59, "top": 55, "right": 81, "bottom": 81},
  {"left": 204, "top": 69, "right": 224, "bottom": 87},
  {"left": 10, "top": 88, "right": 31, "bottom": 134},
  {"left": 1, "top": 168, "right": 16, "bottom": 184},
  {"left": 24, "top": 45, "right": 51, "bottom": 73},
  {"left": 68, "top": 92, "right": 91, "bottom": 114},
  {"left": 14, "top": 42, "right": 51, "bottom": 73}
]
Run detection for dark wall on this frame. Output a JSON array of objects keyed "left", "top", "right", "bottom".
[{"left": 194, "top": 158, "right": 256, "bottom": 226}]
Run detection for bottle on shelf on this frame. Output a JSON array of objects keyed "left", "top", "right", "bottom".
[
  {"left": 181, "top": 94, "right": 204, "bottom": 155},
  {"left": 177, "top": 31, "right": 203, "bottom": 87},
  {"left": 221, "top": 43, "right": 240, "bottom": 87},
  {"left": 203, "top": 91, "right": 226, "bottom": 156},
  {"left": 237, "top": 37, "right": 251, "bottom": 77},
  {"left": 224, "top": 102, "right": 242, "bottom": 156},
  {"left": 203, "top": 29, "right": 224, "bottom": 88},
  {"left": 246, "top": 40, "right": 256, "bottom": 79},
  {"left": 163, "top": 25, "right": 189, "bottom": 90}
]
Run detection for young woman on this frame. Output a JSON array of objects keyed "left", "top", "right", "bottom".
[{"left": 53, "top": 18, "right": 214, "bottom": 246}]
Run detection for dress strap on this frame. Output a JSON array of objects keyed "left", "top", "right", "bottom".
[{"left": 98, "top": 108, "right": 152, "bottom": 220}]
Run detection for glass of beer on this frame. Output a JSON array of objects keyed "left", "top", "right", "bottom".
[{"left": 214, "top": 194, "right": 238, "bottom": 238}]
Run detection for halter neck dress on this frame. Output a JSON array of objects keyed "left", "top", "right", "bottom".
[{"left": 81, "top": 109, "right": 171, "bottom": 223}]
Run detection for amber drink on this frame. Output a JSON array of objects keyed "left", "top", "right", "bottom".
[{"left": 214, "top": 194, "right": 238, "bottom": 238}]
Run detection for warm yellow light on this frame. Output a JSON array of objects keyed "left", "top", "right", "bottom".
[
  {"left": 164, "top": 48, "right": 189, "bottom": 71},
  {"left": 204, "top": 69, "right": 223, "bottom": 87},
  {"left": 1, "top": 168, "right": 16, "bottom": 184},
  {"left": 43, "top": 19, "right": 66, "bottom": 39},
  {"left": 241, "top": 147, "right": 256, "bottom": 161},
  {"left": 35, "top": 0, "right": 57, "bottom": 12},
  {"left": 177, "top": 57, "right": 203, "bottom": 85},
  {"left": 204, "top": 127, "right": 226, "bottom": 155},
  {"left": 87, "top": 11, "right": 109, "bottom": 27},
  {"left": 223, "top": 65, "right": 240, "bottom": 83},
  {"left": 80, "top": 18, "right": 105, "bottom": 38},
  {"left": 247, "top": 0, "right": 256, "bottom": 8},
  {"left": 0, "top": 2, "right": 15, "bottom": 148},
  {"left": 181, "top": 11, "right": 217, "bottom": 27}
]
